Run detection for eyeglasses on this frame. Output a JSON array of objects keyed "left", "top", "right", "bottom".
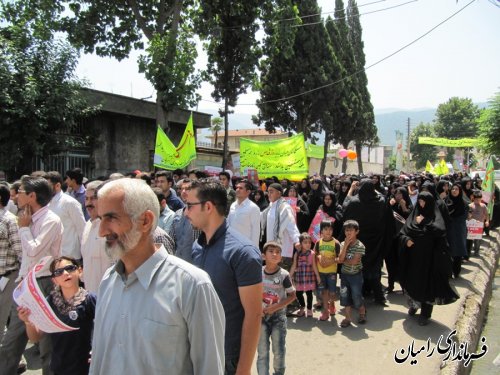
[
  {"left": 52, "top": 264, "right": 78, "bottom": 277},
  {"left": 18, "top": 189, "right": 27, "bottom": 194},
  {"left": 185, "top": 201, "right": 206, "bottom": 210}
]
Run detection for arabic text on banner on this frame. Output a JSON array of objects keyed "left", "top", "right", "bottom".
[
  {"left": 418, "top": 137, "right": 478, "bottom": 148},
  {"left": 240, "top": 133, "right": 309, "bottom": 181},
  {"left": 154, "top": 113, "right": 197, "bottom": 170},
  {"left": 13, "top": 256, "right": 78, "bottom": 334}
]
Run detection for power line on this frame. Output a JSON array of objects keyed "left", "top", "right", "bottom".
[{"left": 210, "top": 0, "right": 476, "bottom": 107}]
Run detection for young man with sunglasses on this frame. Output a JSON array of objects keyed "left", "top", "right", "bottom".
[
  {"left": 185, "top": 178, "right": 263, "bottom": 375},
  {"left": 0, "top": 176, "right": 63, "bottom": 375}
]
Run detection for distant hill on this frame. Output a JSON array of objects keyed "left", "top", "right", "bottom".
[{"left": 198, "top": 102, "right": 488, "bottom": 147}]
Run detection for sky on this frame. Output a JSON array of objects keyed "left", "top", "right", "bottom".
[{"left": 75, "top": 0, "right": 500, "bottom": 116}]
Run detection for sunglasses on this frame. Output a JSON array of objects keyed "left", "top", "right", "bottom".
[{"left": 52, "top": 264, "right": 78, "bottom": 277}]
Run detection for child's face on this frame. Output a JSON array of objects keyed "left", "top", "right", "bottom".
[
  {"left": 344, "top": 227, "right": 359, "bottom": 241},
  {"left": 301, "top": 239, "right": 312, "bottom": 250},
  {"left": 263, "top": 246, "right": 282, "bottom": 265},
  {"left": 52, "top": 259, "right": 81, "bottom": 289},
  {"left": 321, "top": 226, "right": 333, "bottom": 239}
]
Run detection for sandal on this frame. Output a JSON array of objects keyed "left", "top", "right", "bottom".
[
  {"left": 319, "top": 311, "right": 330, "bottom": 321},
  {"left": 296, "top": 309, "right": 305, "bottom": 317},
  {"left": 358, "top": 312, "right": 367, "bottom": 324},
  {"left": 340, "top": 319, "right": 351, "bottom": 328}
]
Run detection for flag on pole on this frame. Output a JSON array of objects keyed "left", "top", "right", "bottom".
[
  {"left": 481, "top": 157, "right": 495, "bottom": 219},
  {"left": 153, "top": 113, "right": 197, "bottom": 169},
  {"left": 425, "top": 160, "right": 434, "bottom": 173}
]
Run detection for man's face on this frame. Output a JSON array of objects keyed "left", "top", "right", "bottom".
[
  {"left": 16, "top": 184, "right": 32, "bottom": 210},
  {"left": 65, "top": 177, "right": 76, "bottom": 190},
  {"left": 235, "top": 183, "right": 250, "bottom": 201},
  {"left": 267, "top": 187, "right": 281, "bottom": 203},
  {"left": 45, "top": 180, "right": 59, "bottom": 196},
  {"left": 85, "top": 189, "right": 98, "bottom": 220},
  {"left": 219, "top": 175, "right": 229, "bottom": 188},
  {"left": 179, "top": 182, "right": 191, "bottom": 203},
  {"left": 10, "top": 189, "right": 17, "bottom": 205},
  {"left": 157, "top": 176, "right": 170, "bottom": 195},
  {"left": 183, "top": 188, "right": 208, "bottom": 230},
  {"left": 98, "top": 190, "right": 142, "bottom": 261}
]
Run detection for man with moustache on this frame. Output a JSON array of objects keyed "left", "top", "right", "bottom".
[
  {"left": 80, "top": 180, "right": 112, "bottom": 294},
  {"left": 0, "top": 176, "right": 63, "bottom": 375},
  {"left": 90, "top": 178, "right": 225, "bottom": 374}
]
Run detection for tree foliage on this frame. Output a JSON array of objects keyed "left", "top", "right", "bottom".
[
  {"left": 409, "top": 122, "right": 437, "bottom": 169},
  {"left": 478, "top": 91, "right": 500, "bottom": 155},
  {"left": 0, "top": 21, "right": 98, "bottom": 178},
  {"left": 2, "top": 0, "right": 202, "bottom": 129},
  {"left": 434, "top": 96, "right": 480, "bottom": 138},
  {"left": 198, "top": 0, "right": 261, "bottom": 168},
  {"left": 254, "top": 0, "right": 333, "bottom": 140}
]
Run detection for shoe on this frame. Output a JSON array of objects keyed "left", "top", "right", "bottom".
[
  {"left": 319, "top": 311, "right": 330, "bottom": 321},
  {"left": 329, "top": 302, "right": 336, "bottom": 315},
  {"left": 296, "top": 308, "right": 305, "bottom": 317},
  {"left": 418, "top": 316, "right": 430, "bottom": 326},
  {"left": 408, "top": 307, "right": 418, "bottom": 316},
  {"left": 306, "top": 309, "right": 313, "bottom": 317},
  {"left": 340, "top": 318, "right": 351, "bottom": 328},
  {"left": 358, "top": 311, "right": 367, "bottom": 324},
  {"left": 385, "top": 284, "right": 394, "bottom": 294},
  {"left": 17, "top": 363, "right": 27, "bottom": 374},
  {"left": 313, "top": 302, "right": 323, "bottom": 311}
]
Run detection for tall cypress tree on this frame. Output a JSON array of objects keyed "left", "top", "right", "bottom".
[
  {"left": 255, "top": 0, "right": 333, "bottom": 141},
  {"left": 347, "top": 0, "right": 377, "bottom": 174}
]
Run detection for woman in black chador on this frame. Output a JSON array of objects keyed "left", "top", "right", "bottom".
[{"left": 398, "top": 191, "right": 459, "bottom": 326}]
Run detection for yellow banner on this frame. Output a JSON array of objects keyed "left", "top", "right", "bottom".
[
  {"left": 305, "top": 143, "right": 325, "bottom": 159},
  {"left": 240, "top": 133, "right": 308, "bottom": 180},
  {"left": 418, "top": 137, "right": 478, "bottom": 147},
  {"left": 153, "top": 114, "right": 196, "bottom": 169}
]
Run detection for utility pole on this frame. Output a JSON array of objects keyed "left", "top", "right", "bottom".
[{"left": 407, "top": 117, "right": 411, "bottom": 170}]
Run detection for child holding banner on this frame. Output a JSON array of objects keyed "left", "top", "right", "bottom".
[
  {"left": 467, "top": 190, "right": 489, "bottom": 256},
  {"left": 18, "top": 256, "right": 96, "bottom": 375}
]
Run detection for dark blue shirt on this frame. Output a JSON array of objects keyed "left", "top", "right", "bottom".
[
  {"left": 166, "top": 194, "right": 185, "bottom": 212},
  {"left": 192, "top": 220, "right": 262, "bottom": 359}
]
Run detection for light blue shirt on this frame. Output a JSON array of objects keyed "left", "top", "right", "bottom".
[{"left": 90, "top": 245, "right": 225, "bottom": 375}]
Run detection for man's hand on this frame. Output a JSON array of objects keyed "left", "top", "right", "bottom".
[{"left": 18, "top": 205, "right": 32, "bottom": 228}]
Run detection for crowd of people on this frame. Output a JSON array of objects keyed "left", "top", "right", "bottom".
[{"left": 0, "top": 166, "right": 498, "bottom": 375}]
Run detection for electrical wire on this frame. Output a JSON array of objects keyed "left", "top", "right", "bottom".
[{"left": 207, "top": 0, "right": 476, "bottom": 107}]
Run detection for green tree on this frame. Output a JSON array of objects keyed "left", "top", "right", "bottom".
[
  {"left": 478, "top": 91, "right": 500, "bottom": 155},
  {"left": 198, "top": 0, "right": 261, "bottom": 169},
  {"left": 0, "top": 23, "right": 98, "bottom": 179},
  {"left": 434, "top": 97, "right": 481, "bottom": 138},
  {"left": 347, "top": 0, "right": 377, "bottom": 174},
  {"left": 254, "top": 0, "right": 332, "bottom": 140},
  {"left": 210, "top": 117, "right": 223, "bottom": 148},
  {"left": 2, "top": 0, "right": 201, "bottom": 130},
  {"left": 409, "top": 122, "right": 437, "bottom": 170}
]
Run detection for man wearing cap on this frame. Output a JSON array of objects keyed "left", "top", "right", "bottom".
[{"left": 261, "top": 183, "right": 300, "bottom": 267}]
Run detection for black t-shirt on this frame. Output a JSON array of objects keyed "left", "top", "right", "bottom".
[{"left": 47, "top": 292, "right": 96, "bottom": 375}]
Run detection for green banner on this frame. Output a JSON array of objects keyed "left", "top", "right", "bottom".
[
  {"left": 240, "top": 133, "right": 309, "bottom": 180},
  {"left": 418, "top": 137, "right": 478, "bottom": 147},
  {"left": 154, "top": 114, "right": 196, "bottom": 169},
  {"left": 305, "top": 143, "right": 325, "bottom": 159}
]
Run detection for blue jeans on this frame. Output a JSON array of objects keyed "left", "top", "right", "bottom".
[
  {"left": 340, "top": 272, "right": 364, "bottom": 309},
  {"left": 257, "top": 312, "right": 287, "bottom": 375}
]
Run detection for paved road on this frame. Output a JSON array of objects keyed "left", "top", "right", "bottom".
[{"left": 21, "top": 231, "right": 498, "bottom": 375}]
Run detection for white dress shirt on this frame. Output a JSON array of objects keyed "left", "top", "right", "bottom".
[
  {"left": 18, "top": 205, "right": 63, "bottom": 280},
  {"left": 227, "top": 198, "right": 261, "bottom": 247},
  {"left": 263, "top": 198, "right": 300, "bottom": 258},
  {"left": 81, "top": 218, "right": 112, "bottom": 294},
  {"left": 49, "top": 191, "right": 86, "bottom": 259}
]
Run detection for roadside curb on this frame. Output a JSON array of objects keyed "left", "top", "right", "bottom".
[{"left": 441, "top": 229, "right": 499, "bottom": 375}]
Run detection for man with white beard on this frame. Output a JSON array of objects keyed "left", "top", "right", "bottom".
[{"left": 90, "top": 178, "right": 225, "bottom": 375}]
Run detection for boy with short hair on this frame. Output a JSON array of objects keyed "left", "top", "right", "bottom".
[
  {"left": 314, "top": 220, "right": 341, "bottom": 321},
  {"left": 258, "top": 241, "right": 296, "bottom": 375},
  {"left": 468, "top": 190, "right": 489, "bottom": 255},
  {"left": 337, "top": 220, "right": 367, "bottom": 327}
]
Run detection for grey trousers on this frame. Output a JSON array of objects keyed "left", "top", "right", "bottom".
[
  {"left": 0, "top": 269, "right": 19, "bottom": 342},
  {"left": 0, "top": 276, "right": 54, "bottom": 375}
]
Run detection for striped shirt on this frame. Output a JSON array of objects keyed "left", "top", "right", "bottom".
[{"left": 0, "top": 208, "right": 21, "bottom": 275}]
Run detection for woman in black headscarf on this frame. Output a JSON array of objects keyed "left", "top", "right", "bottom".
[
  {"left": 343, "top": 179, "right": 393, "bottom": 305},
  {"left": 337, "top": 180, "right": 351, "bottom": 207},
  {"left": 252, "top": 189, "right": 269, "bottom": 212},
  {"left": 385, "top": 187, "right": 413, "bottom": 293},
  {"left": 318, "top": 191, "right": 344, "bottom": 239},
  {"left": 461, "top": 177, "right": 473, "bottom": 204},
  {"left": 398, "top": 192, "right": 459, "bottom": 326},
  {"left": 446, "top": 183, "right": 468, "bottom": 277},
  {"left": 297, "top": 178, "right": 311, "bottom": 203},
  {"left": 421, "top": 180, "right": 450, "bottom": 227},
  {"left": 285, "top": 185, "right": 310, "bottom": 233},
  {"left": 306, "top": 178, "right": 327, "bottom": 228}
]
